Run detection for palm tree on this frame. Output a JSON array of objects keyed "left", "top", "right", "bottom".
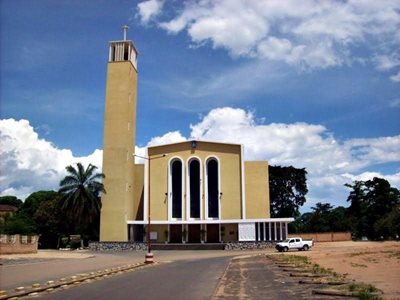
[{"left": 58, "top": 163, "right": 105, "bottom": 237}]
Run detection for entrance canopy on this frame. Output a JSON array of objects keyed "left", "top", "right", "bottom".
[{"left": 127, "top": 217, "right": 293, "bottom": 225}]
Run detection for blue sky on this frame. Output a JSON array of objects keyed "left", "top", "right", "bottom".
[{"left": 1, "top": 0, "right": 399, "bottom": 211}]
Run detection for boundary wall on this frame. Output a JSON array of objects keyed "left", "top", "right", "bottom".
[
  {"left": 0, "top": 234, "right": 38, "bottom": 254},
  {"left": 288, "top": 232, "right": 351, "bottom": 242}
]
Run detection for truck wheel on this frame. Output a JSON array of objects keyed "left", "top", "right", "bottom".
[
  {"left": 283, "top": 247, "right": 288, "bottom": 252},
  {"left": 303, "top": 245, "right": 309, "bottom": 251}
]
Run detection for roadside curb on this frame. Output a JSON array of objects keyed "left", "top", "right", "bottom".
[{"left": 0, "top": 262, "right": 157, "bottom": 299}]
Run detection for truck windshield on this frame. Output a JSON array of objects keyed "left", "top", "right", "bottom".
[{"left": 282, "top": 239, "right": 291, "bottom": 243}]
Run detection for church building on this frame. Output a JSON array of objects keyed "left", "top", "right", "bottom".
[{"left": 99, "top": 27, "right": 293, "bottom": 244}]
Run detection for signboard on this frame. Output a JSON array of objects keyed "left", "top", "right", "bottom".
[
  {"left": 150, "top": 232, "right": 158, "bottom": 241},
  {"left": 238, "top": 222, "right": 256, "bottom": 241}
]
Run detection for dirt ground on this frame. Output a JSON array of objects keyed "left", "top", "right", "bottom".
[
  {"left": 1, "top": 243, "right": 399, "bottom": 298},
  {"left": 296, "top": 241, "right": 400, "bottom": 299}
]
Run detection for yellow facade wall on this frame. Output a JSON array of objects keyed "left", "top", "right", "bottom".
[
  {"left": 221, "top": 223, "right": 238, "bottom": 242},
  {"left": 149, "top": 225, "right": 169, "bottom": 243},
  {"left": 245, "top": 161, "right": 271, "bottom": 219},
  {"left": 147, "top": 141, "right": 243, "bottom": 221},
  {"left": 100, "top": 60, "right": 137, "bottom": 242}
]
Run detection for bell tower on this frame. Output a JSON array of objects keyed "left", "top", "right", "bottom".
[{"left": 100, "top": 26, "right": 138, "bottom": 241}]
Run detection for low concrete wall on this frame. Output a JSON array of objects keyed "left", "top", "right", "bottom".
[
  {"left": 0, "top": 234, "right": 38, "bottom": 254},
  {"left": 288, "top": 232, "right": 351, "bottom": 242}
]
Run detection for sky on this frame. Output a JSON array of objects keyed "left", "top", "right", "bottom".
[{"left": 1, "top": 0, "right": 399, "bottom": 211}]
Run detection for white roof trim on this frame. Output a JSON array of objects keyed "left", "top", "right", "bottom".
[
  {"left": 147, "top": 139, "right": 241, "bottom": 149},
  {"left": 127, "top": 218, "right": 294, "bottom": 225}
]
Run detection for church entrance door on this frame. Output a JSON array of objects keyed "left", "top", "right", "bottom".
[
  {"left": 207, "top": 224, "right": 220, "bottom": 243},
  {"left": 169, "top": 225, "right": 182, "bottom": 243},
  {"left": 188, "top": 224, "right": 201, "bottom": 243}
]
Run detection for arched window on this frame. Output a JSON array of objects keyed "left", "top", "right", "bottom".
[
  {"left": 207, "top": 158, "right": 219, "bottom": 218},
  {"left": 170, "top": 159, "right": 183, "bottom": 219},
  {"left": 188, "top": 159, "right": 201, "bottom": 219}
]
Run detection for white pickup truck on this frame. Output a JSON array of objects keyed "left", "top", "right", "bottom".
[{"left": 275, "top": 237, "right": 314, "bottom": 252}]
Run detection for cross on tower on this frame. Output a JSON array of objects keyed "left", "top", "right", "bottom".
[{"left": 123, "top": 25, "right": 129, "bottom": 40}]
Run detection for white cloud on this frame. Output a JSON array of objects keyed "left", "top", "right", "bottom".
[
  {"left": 147, "top": 130, "right": 186, "bottom": 146},
  {"left": 2, "top": 111, "right": 399, "bottom": 209},
  {"left": 390, "top": 71, "right": 400, "bottom": 82},
  {"left": 137, "top": 0, "right": 164, "bottom": 24},
  {"left": 141, "top": 0, "right": 400, "bottom": 71},
  {"left": 184, "top": 107, "right": 400, "bottom": 208},
  {"left": 0, "top": 119, "right": 102, "bottom": 200},
  {"left": 374, "top": 54, "right": 400, "bottom": 71},
  {"left": 390, "top": 98, "right": 400, "bottom": 108},
  {"left": 342, "top": 172, "right": 400, "bottom": 187}
]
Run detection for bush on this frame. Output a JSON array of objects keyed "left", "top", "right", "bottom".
[{"left": 69, "top": 239, "right": 81, "bottom": 249}]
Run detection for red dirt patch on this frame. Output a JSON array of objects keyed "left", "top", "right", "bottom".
[{"left": 297, "top": 241, "right": 400, "bottom": 299}]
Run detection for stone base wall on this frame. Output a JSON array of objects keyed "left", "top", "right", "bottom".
[
  {"left": 0, "top": 234, "right": 38, "bottom": 254},
  {"left": 89, "top": 242, "right": 147, "bottom": 251},
  {"left": 224, "top": 241, "right": 276, "bottom": 250},
  {"left": 89, "top": 241, "right": 277, "bottom": 251}
]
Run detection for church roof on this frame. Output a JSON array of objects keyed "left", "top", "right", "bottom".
[
  {"left": 0, "top": 204, "right": 18, "bottom": 212},
  {"left": 147, "top": 139, "right": 242, "bottom": 149}
]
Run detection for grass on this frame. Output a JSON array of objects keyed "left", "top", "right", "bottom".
[
  {"left": 347, "top": 283, "right": 381, "bottom": 300},
  {"left": 381, "top": 250, "right": 400, "bottom": 259},
  {"left": 276, "top": 254, "right": 309, "bottom": 266},
  {"left": 349, "top": 251, "right": 373, "bottom": 257},
  {"left": 270, "top": 254, "right": 381, "bottom": 299},
  {"left": 350, "top": 262, "right": 368, "bottom": 268}
]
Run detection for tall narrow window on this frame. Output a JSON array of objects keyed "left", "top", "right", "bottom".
[
  {"left": 189, "top": 159, "right": 200, "bottom": 218},
  {"left": 207, "top": 159, "right": 219, "bottom": 218},
  {"left": 171, "top": 160, "right": 182, "bottom": 218}
]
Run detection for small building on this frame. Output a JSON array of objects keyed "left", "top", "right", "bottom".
[
  {"left": 0, "top": 204, "right": 18, "bottom": 225},
  {"left": 99, "top": 27, "right": 293, "bottom": 244}
]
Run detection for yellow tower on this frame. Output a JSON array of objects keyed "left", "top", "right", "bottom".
[{"left": 100, "top": 26, "right": 138, "bottom": 241}]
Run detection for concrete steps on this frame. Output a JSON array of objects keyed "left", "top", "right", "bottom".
[{"left": 152, "top": 243, "right": 225, "bottom": 250}]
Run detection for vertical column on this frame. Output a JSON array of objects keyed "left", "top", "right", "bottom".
[
  {"left": 280, "top": 222, "right": 283, "bottom": 241},
  {"left": 129, "top": 225, "right": 134, "bottom": 241},
  {"left": 263, "top": 223, "right": 266, "bottom": 241},
  {"left": 269, "top": 222, "right": 272, "bottom": 241},
  {"left": 274, "top": 222, "right": 277, "bottom": 241},
  {"left": 285, "top": 222, "right": 288, "bottom": 239}
]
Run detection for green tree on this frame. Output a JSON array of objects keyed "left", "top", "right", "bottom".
[
  {"left": 292, "top": 205, "right": 352, "bottom": 234},
  {"left": 0, "top": 195, "right": 23, "bottom": 208},
  {"left": 327, "top": 206, "right": 352, "bottom": 232},
  {"left": 0, "top": 191, "right": 58, "bottom": 237},
  {"left": 373, "top": 205, "right": 400, "bottom": 239},
  {"left": 269, "top": 165, "right": 308, "bottom": 218},
  {"left": 34, "top": 197, "right": 70, "bottom": 248},
  {"left": 58, "top": 163, "right": 105, "bottom": 242},
  {"left": 308, "top": 202, "right": 333, "bottom": 232},
  {"left": 21, "top": 191, "right": 58, "bottom": 217},
  {"left": 0, "top": 214, "right": 36, "bottom": 235},
  {"left": 345, "top": 177, "right": 400, "bottom": 239}
]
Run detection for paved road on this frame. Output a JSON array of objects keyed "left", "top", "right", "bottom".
[
  {"left": 1, "top": 250, "right": 267, "bottom": 291},
  {"left": 38, "top": 256, "right": 231, "bottom": 300},
  {"left": 17, "top": 254, "right": 347, "bottom": 300}
]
